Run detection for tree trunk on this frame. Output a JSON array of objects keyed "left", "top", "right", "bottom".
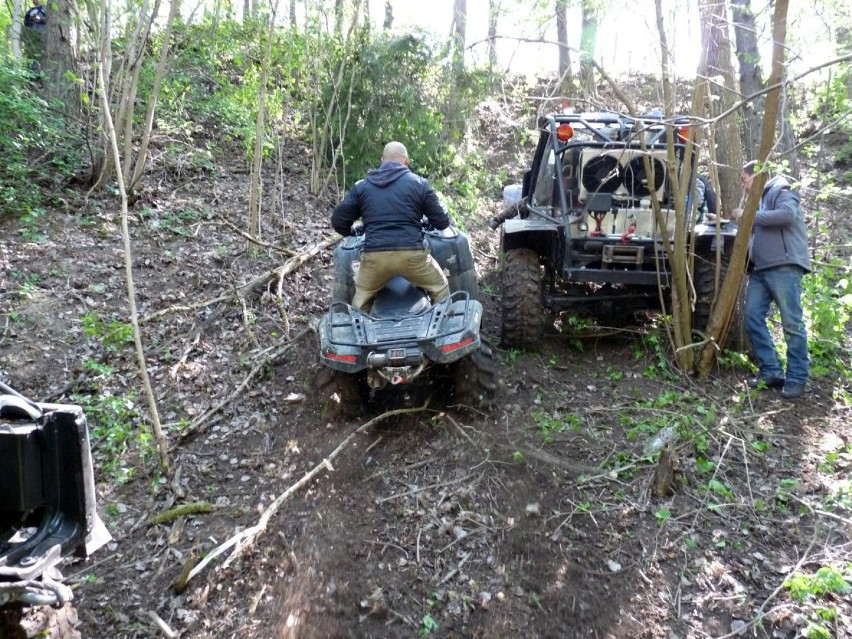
[
  {"left": 555, "top": 0, "right": 572, "bottom": 98},
  {"left": 335, "top": 0, "right": 344, "bottom": 35},
  {"left": 731, "top": 0, "right": 763, "bottom": 159},
  {"left": 383, "top": 0, "right": 393, "bottom": 30},
  {"left": 487, "top": 0, "right": 498, "bottom": 71},
  {"left": 11, "top": 0, "right": 24, "bottom": 58},
  {"left": 290, "top": 0, "right": 296, "bottom": 28},
  {"left": 129, "top": 0, "right": 181, "bottom": 192},
  {"left": 93, "top": 22, "right": 170, "bottom": 475},
  {"left": 44, "top": 0, "right": 81, "bottom": 122},
  {"left": 697, "top": 0, "right": 791, "bottom": 377},
  {"left": 446, "top": 0, "right": 466, "bottom": 142},
  {"left": 701, "top": 0, "right": 742, "bottom": 216},
  {"left": 579, "top": 1, "right": 599, "bottom": 100}
]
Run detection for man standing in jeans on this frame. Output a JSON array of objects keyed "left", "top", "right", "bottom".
[
  {"left": 331, "top": 141, "right": 450, "bottom": 313},
  {"left": 731, "top": 161, "right": 811, "bottom": 399}
]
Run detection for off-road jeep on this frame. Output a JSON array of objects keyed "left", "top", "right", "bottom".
[{"left": 492, "top": 111, "right": 738, "bottom": 347}]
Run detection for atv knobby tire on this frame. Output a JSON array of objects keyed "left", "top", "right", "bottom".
[
  {"left": 693, "top": 248, "right": 746, "bottom": 351},
  {"left": 452, "top": 337, "right": 498, "bottom": 410},
  {"left": 314, "top": 365, "right": 364, "bottom": 419},
  {"left": 0, "top": 603, "right": 80, "bottom": 639},
  {"left": 501, "top": 248, "right": 544, "bottom": 348}
]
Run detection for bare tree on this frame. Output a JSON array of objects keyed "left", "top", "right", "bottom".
[
  {"left": 697, "top": 0, "right": 791, "bottom": 377},
  {"left": 487, "top": 0, "right": 498, "bottom": 70},
  {"left": 555, "top": 0, "right": 572, "bottom": 97},
  {"left": 445, "top": 0, "right": 467, "bottom": 141},
  {"left": 44, "top": 0, "right": 81, "bottom": 121},
  {"left": 731, "top": 0, "right": 763, "bottom": 159},
  {"left": 335, "top": 0, "right": 344, "bottom": 35},
  {"left": 11, "top": 0, "right": 24, "bottom": 58},
  {"left": 579, "top": 1, "right": 600, "bottom": 100},
  {"left": 129, "top": 0, "right": 181, "bottom": 193},
  {"left": 90, "top": 0, "right": 171, "bottom": 473},
  {"left": 700, "top": 0, "right": 742, "bottom": 215},
  {"left": 383, "top": 0, "right": 393, "bottom": 30}
]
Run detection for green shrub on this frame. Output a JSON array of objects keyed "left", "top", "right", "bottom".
[
  {"left": 315, "top": 33, "right": 450, "bottom": 188},
  {"left": 803, "top": 250, "right": 852, "bottom": 378},
  {"left": 0, "top": 56, "right": 81, "bottom": 219}
]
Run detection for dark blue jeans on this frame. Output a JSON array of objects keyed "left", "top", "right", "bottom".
[{"left": 744, "top": 265, "right": 809, "bottom": 384}]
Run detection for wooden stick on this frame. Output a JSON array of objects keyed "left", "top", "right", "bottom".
[{"left": 183, "top": 402, "right": 429, "bottom": 587}]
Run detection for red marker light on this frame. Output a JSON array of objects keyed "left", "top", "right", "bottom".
[
  {"left": 441, "top": 337, "right": 474, "bottom": 353},
  {"left": 677, "top": 126, "right": 690, "bottom": 142},
  {"left": 556, "top": 123, "right": 574, "bottom": 141},
  {"left": 323, "top": 352, "right": 357, "bottom": 363}
]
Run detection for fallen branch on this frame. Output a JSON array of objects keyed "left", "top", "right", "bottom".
[
  {"left": 149, "top": 502, "right": 213, "bottom": 526},
  {"left": 179, "top": 327, "right": 313, "bottom": 440},
  {"left": 183, "top": 401, "right": 430, "bottom": 588},
  {"left": 217, "top": 216, "right": 298, "bottom": 257},
  {"left": 142, "top": 235, "right": 339, "bottom": 324}
]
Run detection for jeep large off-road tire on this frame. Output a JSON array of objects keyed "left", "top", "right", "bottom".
[
  {"left": 500, "top": 248, "right": 544, "bottom": 348},
  {"left": 314, "top": 365, "right": 364, "bottom": 419},
  {"left": 693, "top": 248, "right": 745, "bottom": 350},
  {"left": 452, "top": 337, "right": 498, "bottom": 409}
]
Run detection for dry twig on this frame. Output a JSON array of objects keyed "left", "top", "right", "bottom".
[{"left": 183, "top": 402, "right": 431, "bottom": 587}]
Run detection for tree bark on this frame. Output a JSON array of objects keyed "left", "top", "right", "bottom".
[
  {"left": 653, "top": 0, "right": 693, "bottom": 370},
  {"left": 487, "top": 0, "right": 498, "bottom": 71},
  {"left": 129, "top": 0, "right": 180, "bottom": 193},
  {"left": 335, "top": 0, "right": 344, "bottom": 35},
  {"left": 731, "top": 0, "right": 763, "bottom": 159},
  {"left": 697, "top": 0, "right": 791, "bottom": 377},
  {"left": 555, "top": 0, "right": 572, "bottom": 98},
  {"left": 383, "top": 0, "right": 393, "bottom": 30},
  {"left": 579, "top": 1, "right": 599, "bottom": 100},
  {"left": 701, "top": 0, "right": 742, "bottom": 216},
  {"left": 44, "top": 0, "right": 81, "bottom": 122},
  {"left": 445, "top": 0, "right": 467, "bottom": 142},
  {"left": 94, "top": 30, "right": 170, "bottom": 475},
  {"left": 11, "top": 0, "right": 24, "bottom": 58}
]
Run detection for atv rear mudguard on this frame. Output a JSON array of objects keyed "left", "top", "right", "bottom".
[
  {"left": 319, "top": 290, "right": 483, "bottom": 373},
  {"left": 0, "top": 386, "right": 110, "bottom": 607}
]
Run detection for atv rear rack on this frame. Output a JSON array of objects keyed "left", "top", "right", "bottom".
[{"left": 319, "top": 291, "right": 483, "bottom": 372}]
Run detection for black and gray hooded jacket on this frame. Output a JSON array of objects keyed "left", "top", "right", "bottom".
[
  {"left": 331, "top": 162, "right": 450, "bottom": 253},
  {"left": 750, "top": 176, "right": 811, "bottom": 273}
]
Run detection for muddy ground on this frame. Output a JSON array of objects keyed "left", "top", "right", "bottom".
[{"left": 1, "top": 101, "right": 851, "bottom": 639}]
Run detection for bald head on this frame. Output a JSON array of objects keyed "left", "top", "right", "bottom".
[{"left": 382, "top": 141, "right": 409, "bottom": 164}]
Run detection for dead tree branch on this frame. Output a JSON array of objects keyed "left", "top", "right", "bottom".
[{"left": 183, "top": 402, "right": 431, "bottom": 587}]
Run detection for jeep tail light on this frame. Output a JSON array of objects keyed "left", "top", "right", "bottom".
[
  {"left": 677, "top": 126, "right": 690, "bottom": 143},
  {"left": 557, "top": 123, "right": 574, "bottom": 141}
]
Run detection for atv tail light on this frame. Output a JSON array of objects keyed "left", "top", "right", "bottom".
[
  {"left": 556, "top": 123, "right": 574, "bottom": 141},
  {"left": 441, "top": 337, "right": 474, "bottom": 353},
  {"left": 324, "top": 352, "right": 357, "bottom": 363}
]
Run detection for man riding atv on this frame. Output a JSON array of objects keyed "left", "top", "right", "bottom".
[
  {"left": 331, "top": 141, "right": 450, "bottom": 312},
  {"left": 318, "top": 142, "right": 497, "bottom": 415}
]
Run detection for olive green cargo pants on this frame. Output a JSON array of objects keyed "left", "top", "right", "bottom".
[{"left": 353, "top": 249, "right": 450, "bottom": 312}]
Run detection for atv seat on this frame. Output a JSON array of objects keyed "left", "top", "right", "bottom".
[{"left": 371, "top": 276, "right": 431, "bottom": 317}]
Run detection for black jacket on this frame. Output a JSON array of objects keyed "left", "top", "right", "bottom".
[{"left": 332, "top": 162, "right": 450, "bottom": 252}]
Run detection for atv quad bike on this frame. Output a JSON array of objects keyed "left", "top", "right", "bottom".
[
  {"left": 493, "top": 111, "right": 741, "bottom": 348},
  {"left": 317, "top": 225, "right": 498, "bottom": 416},
  {"left": 0, "top": 383, "right": 109, "bottom": 638}
]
